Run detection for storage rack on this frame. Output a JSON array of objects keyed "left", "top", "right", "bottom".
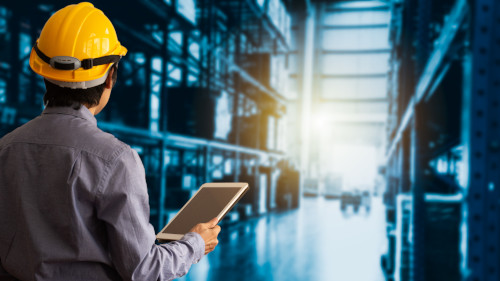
[
  {"left": 382, "top": 0, "right": 500, "bottom": 280},
  {"left": 0, "top": 0, "right": 303, "bottom": 231}
]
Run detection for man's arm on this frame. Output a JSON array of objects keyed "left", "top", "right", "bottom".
[{"left": 95, "top": 148, "right": 204, "bottom": 281}]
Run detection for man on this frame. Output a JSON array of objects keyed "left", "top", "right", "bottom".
[{"left": 0, "top": 2, "right": 220, "bottom": 280}]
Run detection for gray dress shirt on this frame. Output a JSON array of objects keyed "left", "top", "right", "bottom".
[{"left": 0, "top": 106, "right": 205, "bottom": 281}]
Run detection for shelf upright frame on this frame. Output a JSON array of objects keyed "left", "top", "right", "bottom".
[{"left": 463, "top": 0, "right": 500, "bottom": 280}]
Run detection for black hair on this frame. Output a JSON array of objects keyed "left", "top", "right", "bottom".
[{"left": 43, "top": 64, "right": 118, "bottom": 108}]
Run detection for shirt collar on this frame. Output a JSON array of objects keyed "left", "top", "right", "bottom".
[{"left": 42, "top": 105, "right": 97, "bottom": 126}]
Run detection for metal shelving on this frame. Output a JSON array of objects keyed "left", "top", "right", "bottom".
[
  {"left": 463, "top": 0, "right": 500, "bottom": 279},
  {"left": 382, "top": 0, "right": 500, "bottom": 280},
  {"left": 0, "top": 0, "right": 299, "bottom": 231},
  {"left": 385, "top": 0, "right": 467, "bottom": 162}
]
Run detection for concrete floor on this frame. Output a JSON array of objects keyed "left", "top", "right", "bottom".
[{"left": 177, "top": 196, "right": 386, "bottom": 281}]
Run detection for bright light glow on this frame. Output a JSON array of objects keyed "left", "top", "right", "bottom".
[
  {"left": 168, "top": 64, "right": 181, "bottom": 81},
  {"left": 214, "top": 91, "right": 232, "bottom": 140},
  {"left": 224, "top": 159, "right": 232, "bottom": 175},
  {"left": 311, "top": 112, "right": 329, "bottom": 133},
  {"left": 189, "top": 42, "right": 200, "bottom": 60},
  {"left": 149, "top": 94, "right": 160, "bottom": 132},
  {"left": 177, "top": 0, "right": 196, "bottom": 24},
  {"left": 330, "top": 144, "right": 378, "bottom": 191},
  {"left": 0, "top": 79, "right": 6, "bottom": 103},
  {"left": 330, "top": 1, "right": 388, "bottom": 9},
  {"left": 169, "top": 32, "right": 183, "bottom": 46},
  {"left": 212, "top": 155, "right": 223, "bottom": 165},
  {"left": 152, "top": 57, "right": 162, "bottom": 72}
]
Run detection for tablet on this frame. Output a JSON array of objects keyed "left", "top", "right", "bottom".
[{"left": 156, "top": 182, "right": 249, "bottom": 241}]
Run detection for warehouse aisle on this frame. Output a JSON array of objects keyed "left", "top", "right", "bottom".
[{"left": 178, "top": 196, "right": 386, "bottom": 281}]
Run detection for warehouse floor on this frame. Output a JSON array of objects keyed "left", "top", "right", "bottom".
[{"left": 178, "top": 197, "right": 386, "bottom": 281}]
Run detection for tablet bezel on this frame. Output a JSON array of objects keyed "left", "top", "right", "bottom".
[{"left": 156, "top": 182, "right": 249, "bottom": 241}]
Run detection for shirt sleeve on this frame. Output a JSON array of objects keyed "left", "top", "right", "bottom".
[
  {"left": 0, "top": 263, "right": 17, "bottom": 281},
  {"left": 95, "top": 148, "right": 205, "bottom": 281}
]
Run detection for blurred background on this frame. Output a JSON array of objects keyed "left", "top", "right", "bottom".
[{"left": 0, "top": 0, "right": 498, "bottom": 280}]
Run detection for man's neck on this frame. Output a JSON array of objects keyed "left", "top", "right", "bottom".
[{"left": 86, "top": 105, "right": 97, "bottom": 115}]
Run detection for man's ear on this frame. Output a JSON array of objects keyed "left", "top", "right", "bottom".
[{"left": 105, "top": 66, "right": 115, "bottom": 89}]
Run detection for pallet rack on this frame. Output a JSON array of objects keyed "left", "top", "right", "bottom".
[
  {"left": 0, "top": 0, "right": 301, "bottom": 231},
  {"left": 382, "top": 0, "right": 500, "bottom": 280}
]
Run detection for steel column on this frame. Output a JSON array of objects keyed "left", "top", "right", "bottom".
[{"left": 464, "top": 0, "right": 500, "bottom": 280}]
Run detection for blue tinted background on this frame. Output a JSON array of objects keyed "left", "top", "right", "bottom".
[{"left": 0, "top": 0, "right": 498, "bottom": 281}]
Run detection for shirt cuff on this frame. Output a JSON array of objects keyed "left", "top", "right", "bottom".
[{"left": 180, "top": 232, "right": 205, "bottom": 263}]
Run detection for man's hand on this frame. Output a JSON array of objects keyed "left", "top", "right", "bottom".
[{"left": 189, "top": 217, "right": 221, "bottom": 255}]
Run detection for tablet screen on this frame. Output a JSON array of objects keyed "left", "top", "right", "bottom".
[{"left": 162, "top": 187, "right": 242, "bottom": 234}]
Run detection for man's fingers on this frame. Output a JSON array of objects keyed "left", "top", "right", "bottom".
[
  {"left": 205, "top": 239, "right": 218, "bottom": 249},
  {"left": 212, "top": 225, "right": 221, "bottom": 234},
  {"left": 199, "top": 217, "right": 218, "bottom": 230},
  {"left": 206, "top": 217, "right": 219, "bottom": 228},
  {"left": 205, "top": 226, "right": 220, "bottom": 241},
  {"left": 204, "top": 239, "right": 219, "bottom": 255}
]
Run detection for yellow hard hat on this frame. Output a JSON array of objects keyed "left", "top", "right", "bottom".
[{"left": 29, "top": 2, "right": 127, "bottom": 89}]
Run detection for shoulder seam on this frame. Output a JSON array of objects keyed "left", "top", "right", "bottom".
[{"left": 94, "top": 145, "right": 132, "bottom": 199}]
